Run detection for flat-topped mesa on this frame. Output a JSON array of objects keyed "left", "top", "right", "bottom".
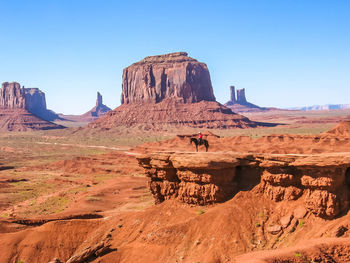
[
  {"left": 24, "top": 88, "right": 47, "bottom": 116},
  {"left": 139, "top": 52, "right": 196, "bottom": 64},
  {"left": 0, "top": 82, "right": 60, "bottom": 121},
  {"left": 121, "top": 52, "right": 216, "bottom": 104}
]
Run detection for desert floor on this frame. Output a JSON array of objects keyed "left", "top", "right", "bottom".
[{"left": 1, "top": 109, "right": 350, "bottom": 263}]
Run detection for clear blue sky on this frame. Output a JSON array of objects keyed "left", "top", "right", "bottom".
[{"left": 0, "top": 0, "right": 349, "bottom": 114}]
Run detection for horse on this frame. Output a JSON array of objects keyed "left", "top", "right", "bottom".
[{"left": 190, "top": 138, "right": 209, "bottom": 152}]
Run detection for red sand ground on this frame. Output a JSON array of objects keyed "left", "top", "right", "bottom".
[
  {"left": 132, "top": 122, "right": 350, "bottom": 155},
  {"left": 1, "top": 121, "right": 350, "bottom": 262}
]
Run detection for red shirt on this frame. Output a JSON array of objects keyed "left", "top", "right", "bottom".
[{"left": 198, "top": 134, "right": 203, "bottom": 139}]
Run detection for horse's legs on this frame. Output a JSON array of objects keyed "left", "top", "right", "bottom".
[{"left": 196, "top": 145, "right": 198, "bottom": 152}]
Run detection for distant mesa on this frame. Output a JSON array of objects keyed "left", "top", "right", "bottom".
[
  {"left": 0, "top": 82, "right": 61, "bottom": 121},
  {"left": 224, "top": 86, "right": 277, "bottom": 113},
  {"left": 0, "top": 82, "right": 64, "bottom": 131},
  {"left": 287, "top": 104, "right": 350, "bottom": 111},
  {"left": 89, "top": 52, "right": 276, "bottom": 130}
]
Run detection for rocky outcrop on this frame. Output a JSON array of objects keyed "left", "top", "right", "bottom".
[
  {"left": 236, "top": 88, "right": 247, "bottom": 104},
  {"left": 138, "top": 152, "right": 350, "bottom": 219},
  {"left": 0, "top": 82, "right": 26, "bottom": 109},
  {"left": 88, "top": 53, "right": 275, "bottom": 130},
  {"left": 24, "top": 88, "right": 46, "bottom": 113},
  {"left": 0, "top": 82, "right": 64, "bottom": 131},
  {"left": 324, "top": 121, "right": 350, "bottom": 136},
  {"left": 61, "top": 92, "right": 112, "bottom": 123},
  {"left": 121, "top": 52, "right": 216, "bottom": 104},
  {"left": 0, "top": 109, "right": 65, "bottom": 131},
  {"left": 229, "top": 86, "right": 236, "bottom": 103},
  {"left": 0, "top": 82, "right": 60, "bottom": 121},
  {"left": 24, "top": 88, "right": 60, "bottom": 121},
  {"left": 89, "top": 99, "right": 275, "bottom": 129},
  {"left": 82, "top": 92, "right": 111, "bottom": 119},
  {"left": 225, "top": 86, "right": 274, "bottom": 113}
]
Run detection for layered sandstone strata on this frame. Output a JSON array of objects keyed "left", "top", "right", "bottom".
[
  {"left": 0, "top": 82, "right": 26, "bottom": 108},
  {"left": 0, "top": 82, "right": 63, "bottom": 130},
  {"left": 89, "top": 52, "right": 271, "bottom": 129},
  {"left": 121, "top": 52, "right": 216, "bottom": 104},
  {"left": 0, "top": 109, "right": 64, "bottom": 131},
  {"left": 225, "top": 86, "right": 274, "bottom": 113},
  {"left": 138, "top": 152, "right": 350, "bottom": 219},
  {"left": 81, "top": 92, "right": 111, "bottom": 119},
  {"left": 0, "top": 82, "right": 60, "bottom": 121}
]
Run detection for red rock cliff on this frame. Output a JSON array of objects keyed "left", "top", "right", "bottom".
[
  {"left": 138, "top": 152, "right": 350, "bottom": 219},
  {"left": 121, "top": 52, "right": 216, "bottom": 104},
  {"left": 0, "top": 82, "right": 26, "bottom": 109}
]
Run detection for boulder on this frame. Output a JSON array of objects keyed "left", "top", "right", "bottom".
[
  {"left": 280, "top": 213, "right": 293, "bottom": 228},
  {"left": 267, "top": 224, "right": 282, "bottom": 235}
]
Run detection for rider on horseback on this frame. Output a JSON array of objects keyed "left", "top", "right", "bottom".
[{"left": 198, "top": 132, "right": 203, "bottom": 144}]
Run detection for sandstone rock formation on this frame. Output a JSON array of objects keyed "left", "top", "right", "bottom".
[
  {"left": 0, "top": 109, "right": 64, "bottom": 131},
  {"left": 0, "top": 82, "right": 64, "bottom": 131},
  {"left": 121, "top": 52, "right": 216, "bottom": 104},
  {"left": 24, "top": 87, "right": 60, "bottom": 121},
  {"left": 225, "top": 86, "right": 276, "bottom": 113},
  {"left": 89, "top": 99, "right": 270, "bottom": 129},
  {"left": 89, "top": 53, "right": 274, "bottom": 130},
  {"left": 0, "top": 82, "right": 26, "bottom": 108},
  {"left": 81, "top": 92, "right": 111, "bottom": 119},
  {"left": 138, "top": 152, "right": 350, "bottom": 219},
  {"left": 0, "top": 82, "right": 60, "bottom": 121},
  {"left": 59, "top": 92, "right": 112, "bottom": 124},
  {"left": 324, "top": 120, "right": 350, "bottom": 136}
]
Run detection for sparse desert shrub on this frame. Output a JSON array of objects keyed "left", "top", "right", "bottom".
[
  {"left": 299, "top": 219, "right": 305, "bottom": 227},
  {"left": 197, "top": 209, "right": 205, "bottom": 216}
]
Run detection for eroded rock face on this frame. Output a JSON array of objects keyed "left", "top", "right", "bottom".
[
  {"left": 88, "top": 53, "right": 273, "bottom": 130},
  {"left": 138, "top": 153, "right": 245, "bottom": 205},
  {"left": 81, "top": 92, "right": 111, "bottom": 120},
  {"left": 0, "top": 82, "right": 60, "bottom": 121},
  {"left": 121, "top": 52, "right": 216, "bottom": 104},
  {"left": 0, "top": 82, "right": 26, "bottom": 109},
  {"left": 24, "top": 88, "right": 46, "bottom": 112},
  {"left": 138, "top": 152, "right": 350, "bottom": 219},
  {"left": 236, "top": 88, "right": 247, "bottom": 104},
  {"left": 225, "top": 86, "right": 269, "bottom": 112}
]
